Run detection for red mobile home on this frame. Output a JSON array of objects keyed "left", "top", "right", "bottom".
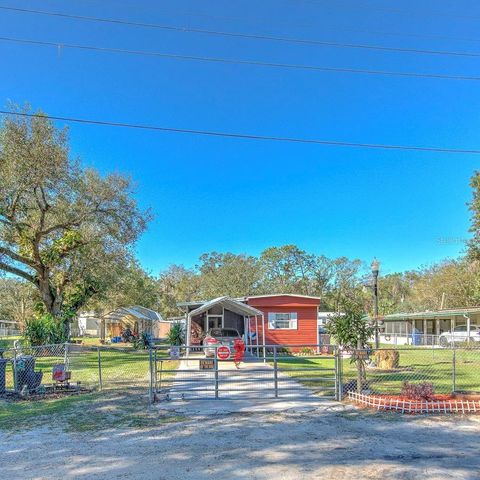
[
  {"left": 246, "top": 294, "right": 321, "bottom": 349},
  {"left": 179, "top": 294, "right": 321, "bottom": 350}
]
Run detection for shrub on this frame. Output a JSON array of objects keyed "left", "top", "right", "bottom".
[
  {"left": 300, "top": 347, "right": 315, "bottom": 356},
  {"left": 23, "top": 314, "right": 67, "bottom": 346},
  {"left": 133, "top": 332, "right": 153, "bottom": 350},
  {"left": 401, "top": 381, "right": 434, "bottom": 400},
  {"left": 166, "top": 322, "right": 184, "bottom": 346}
]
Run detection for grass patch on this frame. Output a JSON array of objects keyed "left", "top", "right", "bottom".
[
  {"left": 0, "top": 391, "right": 187, "bottom": 432},
  {"left": 275, "top": 348, "right": 480, "bottom": 395},
  {"left": 0, "top": 336, "right": 21, "bottom": 349},
  {"left": 2, "top": 346, "right": 177, "bottom": 391}
]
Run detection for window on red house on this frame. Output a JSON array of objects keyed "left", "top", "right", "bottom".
[{"left": 268, "top": 312, "right": 298, "bottom": 330}]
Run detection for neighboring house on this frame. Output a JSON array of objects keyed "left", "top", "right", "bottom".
[
  {"left": 318, "top": 311, "right": 340, "bottom": 329},
  {"left": 178, "top": 294, "right": 323, "bottom": 351},
  {"left": 0, "top": 319, "right": 20, "bottom": 337},
  {"left": 75, "top": 312, "right": 101, "bottom": 337},
  {"left": 74, "top": 306, "right": 164, "bottom": 339},
  {"left": 371, "top": 307, "right": 480, "bottom": 345}
]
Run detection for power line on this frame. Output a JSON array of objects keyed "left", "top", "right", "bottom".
[
  {"left": 1, "top": 36, "right": 480, "bottom": 82},
  {"left": 1, "top": 5, "right": 480, "bottom": 58},
  {"left": 1, "top": 110, "right": 479, "bottom": 155},
  {"left": 291, "top": 0, "right": 480, "bottom": 22}
]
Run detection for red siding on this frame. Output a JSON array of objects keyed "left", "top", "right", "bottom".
[{"left": 246, "top": 295, "right": 320, "bottom": 349}]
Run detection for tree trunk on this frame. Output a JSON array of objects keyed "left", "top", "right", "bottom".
[
  {"left": 37, "top": 271, "right": 63, "bottom": 317},
  {"left": 356, "top": 338, "right": 363, "bottom": 394}
]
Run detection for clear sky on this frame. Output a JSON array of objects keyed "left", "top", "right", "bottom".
[{"left": 1, "top": 0, "right": 479, "bottom": 276}]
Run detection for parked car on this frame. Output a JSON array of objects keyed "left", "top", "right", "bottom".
[
  {"left": 203, "top": 328, "right": 244, "bottom": 358},
  {"left": 439, "top": 325, "right": 480, "bottom": 347}
]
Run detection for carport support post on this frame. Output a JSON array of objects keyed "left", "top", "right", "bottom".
[{"left": 261, "top": 314, "right": 266, "bottom": 363}]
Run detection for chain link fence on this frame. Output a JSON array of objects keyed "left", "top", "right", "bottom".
[
  {"left": 0, "top": 343, "right": 152, "bottom": 394},
  {"left": 2, "top": 342, "right": 480, "bottom": 401},
  {"left": 340, "top": 345, "right": 480, "bottom": 396}
]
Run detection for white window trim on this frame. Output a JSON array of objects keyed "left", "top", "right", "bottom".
[{"left": 268, "top": 312, "right": 298, "bottom": 330}]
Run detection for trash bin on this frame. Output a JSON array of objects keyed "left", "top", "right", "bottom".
[
  {"left": 0, "top": 358, "right": 8, "bottom": 394},
  {"left": 15, "top": 355, "right": 43, "bottom": 393}
]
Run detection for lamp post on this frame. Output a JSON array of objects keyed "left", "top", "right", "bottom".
[{"left": 371, "top": 258, "right": 380, "bottom": 349}]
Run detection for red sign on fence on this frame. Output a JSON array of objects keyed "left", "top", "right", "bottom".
[{"left": 217, "top": 346, "right": 231, "bottom": 360}]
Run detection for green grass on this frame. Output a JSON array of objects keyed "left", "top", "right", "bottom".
[
  {"left": 3, "top": 346, "right": 177, "bottom": 391},
  {"left": 275, "top": 355, "right": 337, "bottom": 396},
  {"left": 0, "top": 391, "right": 187, "bottom": 432},
  {"left": 0, "top": 336, "right": 21, "bottom": 349},
  {"left": 276, "top": 348, "right": 480, "bottom": 395}
]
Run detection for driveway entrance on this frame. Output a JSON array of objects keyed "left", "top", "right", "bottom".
[{"left": 151, "top": 345, "right": 339, "bottom": 402}]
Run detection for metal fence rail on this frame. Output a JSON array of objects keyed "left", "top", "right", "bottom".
[
  {"left": 0, "top": 343, "right": 151, "bottom": 394},
  {"left": 2, "top": 342, "right": 480, "bottom": 403},
  {"left": 341, "top": 345, "right": 480, "bottom": 396},
  {"left": 150, "top": 344, "right": 339, "bottom": 402}
]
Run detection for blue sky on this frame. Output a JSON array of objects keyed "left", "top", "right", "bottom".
[{"left": 1, "top": 0, "right": 479, "bottom": 276}]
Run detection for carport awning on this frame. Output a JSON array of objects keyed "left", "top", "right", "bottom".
[
  {"left": 188, "top": 297, "right": 263, "bottom": 318},
  {"left": 101, "top": 306, "right": 163, "bottom": 325}
]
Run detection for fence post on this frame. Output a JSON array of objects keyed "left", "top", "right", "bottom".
[
  {"left": 148, "top": 348, "right": 154, "bottom": 403},
  {"left": 97, "top": 347, "right": 103, "bottom": 391},
  {"left": 336, "top": 346, "right": 343, "bottom": 401},
  {"left": 452, "top": 346, "right": 456, "bottom": 393},
  {"left": 274, "top": 346, "right": 278, "bottom": 398},
  {"left": 214, "top": 347, "right": 219, "bottom": 399},
  {"left": 13, "top": 347, "right": 18, "bottom": 393},
  {"left": 64, "top": 342, "right": 69, "bottom": 370}
]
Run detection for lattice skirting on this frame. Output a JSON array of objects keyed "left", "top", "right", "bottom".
[{"left": 347, "top": 391, "right": 480, "bottom": 414}]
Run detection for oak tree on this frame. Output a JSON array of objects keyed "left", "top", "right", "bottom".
[{"left": 0, "top": 107, "right": 149, "bottom": 325}]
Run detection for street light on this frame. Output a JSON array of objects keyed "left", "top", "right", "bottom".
[{"left": 371, "top": 258, "right": 380, "bottom": 348}]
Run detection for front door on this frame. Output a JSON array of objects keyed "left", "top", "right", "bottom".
[{"left": 206, "top": 315, "right": 223, "bottom": 331}]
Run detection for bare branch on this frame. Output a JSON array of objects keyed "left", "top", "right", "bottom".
[
  {"left": 0, "top": 260, "right": 35, "bottom": 283},
  {"left": 0, "top": 246, "right": 37, "bottom": 269}
]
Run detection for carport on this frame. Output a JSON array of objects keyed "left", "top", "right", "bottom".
[
  {"left": 185, "top": 296, "right": 265, "bottom": 356},
  {"left": 100, "top": 306, "right": 163, "bottom": 340}
]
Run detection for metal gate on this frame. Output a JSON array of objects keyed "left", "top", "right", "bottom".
[{"left": 150, "top": 344, "right": 340, "bottom": 402}]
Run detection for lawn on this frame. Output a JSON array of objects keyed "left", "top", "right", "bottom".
[
  {"left": 0, "top": 336, "right": 21, "bottom": 349},
  {"left": 0, "top": 391, "right": 186, "bottom": 432},
  {"left": 3, "top": 345, "right": 177, "bottom": 391},
  {"left": 276, "top": 347, "right": 480, "bottom": 395}
]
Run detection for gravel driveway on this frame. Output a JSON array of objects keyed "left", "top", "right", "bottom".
[{"left": 2, "top": 398, "right": 480, "bottom": 480}]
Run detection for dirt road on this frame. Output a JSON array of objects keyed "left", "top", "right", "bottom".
[{"left": 2, "top": 398, "right": 480, "bottom": 480}]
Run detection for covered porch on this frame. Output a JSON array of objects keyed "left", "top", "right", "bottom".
[
  {"left": 378, "top": 307, "right": 480, "bottom": 345},
  {"left": 181, "top": 296, "right": 265, "bottom": 354}
]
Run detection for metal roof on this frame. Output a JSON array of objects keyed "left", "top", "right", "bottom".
[
  {"left": 373, "top": 307, "right": 480, "bottom": 322},
  {"left": 188, "top": 296, "right": 263, "bottom": 318},
  {"left": 0, "top": 319, "right": 19, "bottom": 325},
  {"left": 179, "top": 293, "right": 321, "bottom": 310},
  {"left": 101, "top": 306, "right": 163, "bottom": 323},
  {"left": 241, "top": 293, "right": 322, "bottom": 301}
]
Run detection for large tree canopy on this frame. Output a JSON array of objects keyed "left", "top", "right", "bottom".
[{"left": 0, "top": 108, "right": 149, "bottom": 320}]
